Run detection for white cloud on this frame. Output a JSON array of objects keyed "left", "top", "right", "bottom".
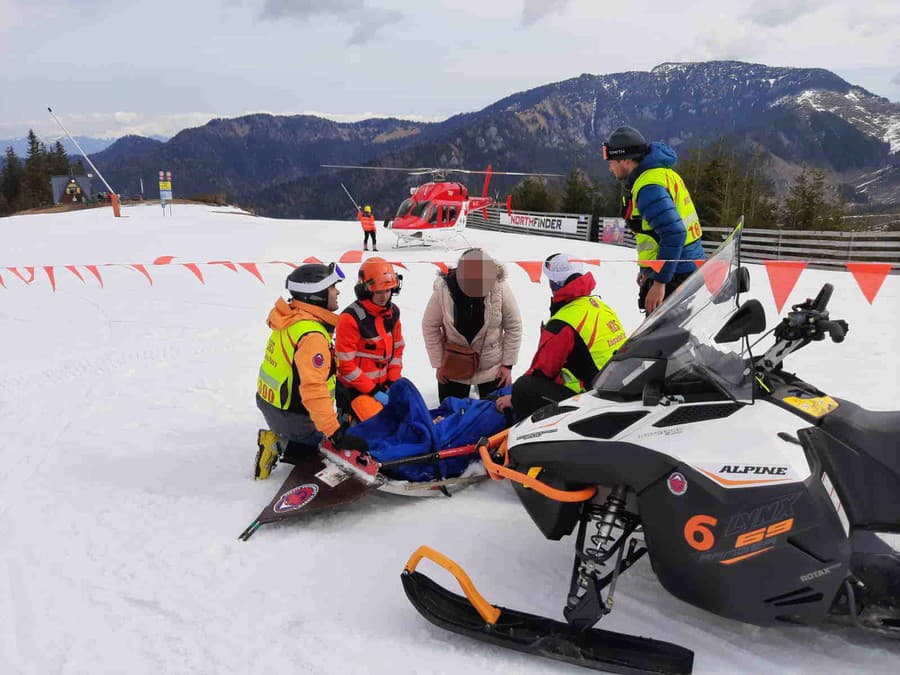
[
  {"left": 522, "top": 0, "right": 573, "bottom": 26},
  {"left": 255, "top": 0, "right": 403, "bottom": 44},
  {"left": 743, "top": 0, "right": 820, "bottom": 27}
]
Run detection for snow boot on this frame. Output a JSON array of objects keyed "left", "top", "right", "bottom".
[{"left": 255, "top": 429, "right": 283, "bottom": 480}]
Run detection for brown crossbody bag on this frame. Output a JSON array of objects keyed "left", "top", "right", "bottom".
[{"left": 441, "top": 322, "right": 489, "bottom": 381}]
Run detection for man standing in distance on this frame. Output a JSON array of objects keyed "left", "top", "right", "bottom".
[
  {"left": 357, "top": 205, "right": 378, "bottom": 251},
  {"left": 603, "top": 126, "right": 705, "bottom": 314}
]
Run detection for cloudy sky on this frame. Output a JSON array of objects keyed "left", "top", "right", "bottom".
[{"left": 1, "top": 0, "right": 898, "bottom": 141}]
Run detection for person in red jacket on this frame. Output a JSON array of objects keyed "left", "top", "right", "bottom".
[
  {"left": 357, "top": 205, "right": 378, "bottom": 251},
  {"left": 335, "top": 257, "right": 404, "bottom": 420},
  {"left": 511, "top": 254, "right": 626, "bottom": 419}
]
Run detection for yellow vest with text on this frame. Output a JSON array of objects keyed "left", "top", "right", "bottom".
[
  {"left": 550, "top": 296, "right": 627, "bottom": 393},
  {"left": 257, "top": 319, "right": 335, "bottom": 411},
  {"left": 627, "top": 167, "right": 702, "bottom": 262}
]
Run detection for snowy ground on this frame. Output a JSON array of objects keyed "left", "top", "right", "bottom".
[{"left": 1, "top": 203, "right": 898, "bottom": 674}]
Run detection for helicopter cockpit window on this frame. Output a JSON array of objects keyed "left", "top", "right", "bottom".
[
  {"left": 428, "top": 205, "right": 439, "bottom": 224},
  {"left": 409, "top": 200, "right": 430, "bottom": 218},
  {"left": 446, "top": 206, "right": 458, "bottom": 223},
  {"left": 395, "top": 199, "right": 413, "bottom": 218}
]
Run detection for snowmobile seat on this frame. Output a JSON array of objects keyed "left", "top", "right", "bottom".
[
  {"left": 805, "top": 399, "right": 900, "bottom": 529},
  {"left": 821, "top": 399, "right": 900, "bottom": 477}
]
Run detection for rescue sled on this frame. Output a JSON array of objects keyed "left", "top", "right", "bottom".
[{"left": 239, "top": 378, "right": 511, "bottom": 540}]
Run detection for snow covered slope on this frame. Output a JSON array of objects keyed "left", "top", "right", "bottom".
[{"left": 1, "top": 203, "right": 898, "bottom": 674}]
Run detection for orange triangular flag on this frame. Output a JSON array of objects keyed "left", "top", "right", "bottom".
[
  {"left": 302, "top": 256, "right": 322, "bottom": 264},
  {"left": 387, "top": 261, "right": 408, "bottom": 270},
  {"left": 128, "top": 264, "right": 154, "bottom": 286},
  {"left": 85, "top": 265, "right": 104, "bottom": 287},
  {"left": 846, "top": 262, "right": 892, "bottom": 304},
  {"left": 43, "top": 266, "right": 57, "bottom": 292},
  {"left": 153, "top": 255, "right": 175, "bottom": 265},
  {"left": 65, "top": 265, "right": 85, "bottom": 283},
  {"left": 764, "top": 260, "right": 807, "bottom": 313},
  {"left": 693, "top": 259, "right": 705, "bottom": 269},
  {"left": 431, "top": 262, "right": 449, "bottom": 275},
  {"left": 209, "top": 260, "right": 238, "bottom": 272},
  {"left": 700, "top": 258, "right": 730, "bottom": 295},
  {"left": 339, "top": 251, "right": 363, "bottom": 264},
  {"left": 238, "top": 262, "right": 265, "bottom": 283},
  {"left": 638, "top": 259, "right": 664, "bottom": 273},
  {"left": 271, "top": 260, "right": 298, "bottom": 268},
  {"left": 516, "top": 261, "right": 543, "bottom": 283},
  {"left": 0, "top": 270, "right": 5, "bottom": 288},
  {"left": 572, "top": 258, "right": 601, "bottom": 266},
  {"left": 8, "top": 267, "right": 35, "bottom": 284},
  {"left": 181, "top": 263, "right": 205, "bottom": 283}
]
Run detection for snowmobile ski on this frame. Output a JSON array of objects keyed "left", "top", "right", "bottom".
[{"left": 401, "top": 546, "right": 693, "bottom": 674}]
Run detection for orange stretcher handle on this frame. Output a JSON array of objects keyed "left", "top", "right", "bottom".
[
  {"left": 478, "top": 437, "right": 597, "bottom": 503},
  {"left": 404, "top": 545, "right": 501, "bottom": 625}
]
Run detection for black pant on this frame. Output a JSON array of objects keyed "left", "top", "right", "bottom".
[
  {"left": 511, "top": 374, "right": 574, "bottom": 420},
  {"left": 638, "top": 271, "right": 692, "bottom": 312},
  {"left": 438, "top": 378, "right": 501, "bottom": 403},
  {"left": 363, "top": 230, "right": 377, "bottom": 248},
  {"left": 256, "top": 394, "right": 321, "bottom": 463}
]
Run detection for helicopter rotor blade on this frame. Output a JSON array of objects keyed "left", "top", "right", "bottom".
[
  {"left": 322, "top": 164, "right": 439, "bottom": 173},
  {"left": 448, "top": 169, "right": 564, "bottom": 177},
  {"left": 321, "top": 164, "right": 563, "bottom": 178}
]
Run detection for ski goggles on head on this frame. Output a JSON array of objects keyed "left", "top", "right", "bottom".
[
  {"left": 329, "top": 262, "right": 346, "bottom": 282},
  {"left": 286, "top": 262, "right": 346, "bottom": 295},
  {"left": 602, "top": 143, "right": 648, "bottom": 161}
]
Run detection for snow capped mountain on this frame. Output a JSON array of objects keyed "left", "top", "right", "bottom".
[{"left": 72, "top": 61, "right": 900, "bottom": 217}]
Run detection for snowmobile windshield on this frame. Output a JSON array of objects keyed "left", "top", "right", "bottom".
[{"left": 594, "top": 222, "right": 755, "bottom": 402}]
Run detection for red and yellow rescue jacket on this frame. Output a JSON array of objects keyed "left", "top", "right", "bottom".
[{"left": 335, "top": 299, "right": 404, "bottom": 395}]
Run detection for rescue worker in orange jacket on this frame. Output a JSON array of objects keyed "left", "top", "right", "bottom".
[
  {"left": 254, "top": 262, "right": 368, "bottom": 480},
  {"left": 357, "top": 205, "right": 378, "bottom": 251},
  {"left": 335, "top": 257, "right": 404, "bottom": 418}
]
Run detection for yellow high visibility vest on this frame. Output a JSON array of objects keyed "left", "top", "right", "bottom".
[
  {"left": 627, "top": 167, "right": 702, "bottom": 262},
  {"left": 257, "top": 319, "right": 335, "bottom": 410},
  {"left": 550, "top": 296, "right": 627, "bottom": 393}
]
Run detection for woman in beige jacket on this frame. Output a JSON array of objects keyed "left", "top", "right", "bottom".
[{"left": 422, "top": 249, "right": 523, "bottom": 401}]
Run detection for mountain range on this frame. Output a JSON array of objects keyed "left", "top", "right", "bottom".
[{"left": 81, "top": 61, "right": 900, "bottom": 218}]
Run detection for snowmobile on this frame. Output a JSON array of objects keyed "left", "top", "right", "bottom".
[{"left": 401, "top": 223, "right": 900, "bottom": 674}]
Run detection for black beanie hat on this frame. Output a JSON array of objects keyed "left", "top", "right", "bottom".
[{"left": 604, "top": 126, "right": 650, "bottom": 160}]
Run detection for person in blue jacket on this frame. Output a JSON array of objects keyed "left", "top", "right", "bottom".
[{"left": 603, "top": 126, "right": 706, "bottom": 314}]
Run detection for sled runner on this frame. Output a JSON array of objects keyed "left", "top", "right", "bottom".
[{"left": 400, "top": 222, "right": 900, "bottom": 671}]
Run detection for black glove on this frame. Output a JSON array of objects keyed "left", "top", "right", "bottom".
[{"left": 329, "top": 428, "right": 369, "bottom": 453}]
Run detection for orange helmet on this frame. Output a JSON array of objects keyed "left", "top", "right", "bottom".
[{"left": 355, "top": 257, "right": 401, "bottom": 299}]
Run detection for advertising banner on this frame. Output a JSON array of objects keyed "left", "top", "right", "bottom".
[{"left": 499, "top": 211, "right": 582, "bottom": 235}]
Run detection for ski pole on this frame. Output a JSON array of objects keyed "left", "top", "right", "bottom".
[{"left": 341, "top": 183, "right": 361, "bottom": 212}]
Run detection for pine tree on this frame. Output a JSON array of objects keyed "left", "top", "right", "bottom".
[
  {"left": 560, "top": 168, "right": 593, "bottom": 214},
  {"left": 2, "top": 146, "right": 23, "bottom": 212},
  {"left": 49, "top": 141, "right": 71, "bottom": 175},
  {"left": 20, "top": 130, "right": 52, "bottom": 209},
  {"left": 781, "top": 167, "right": 845, "bottom": 231},
  {"left": 677, "top": 141, "right": 776, "bottom": 230},
  {"left": 511, "top": 177, "right": 558, "bottom": 212}
]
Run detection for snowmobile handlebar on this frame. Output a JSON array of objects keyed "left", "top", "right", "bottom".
[
  {"left": 759, "top": 283, "right": 849, "bottom": 374},
  {"left": 775, "top": 284, "right": 848, "bottom": 345}
]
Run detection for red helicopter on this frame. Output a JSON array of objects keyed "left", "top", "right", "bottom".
[{"left": 323, "top": 164, "right": 562, "bottom": 248}]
